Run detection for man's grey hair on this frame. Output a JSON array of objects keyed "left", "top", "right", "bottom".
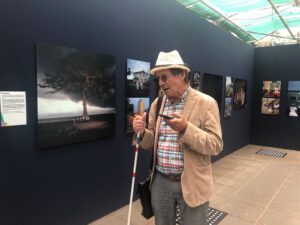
[{"left": 170, "top": 68, "right": 190, "bottom": 84}]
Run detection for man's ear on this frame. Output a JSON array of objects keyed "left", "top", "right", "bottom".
[{"left": 181, "top": 71, "right": 187, "bottom": 81}]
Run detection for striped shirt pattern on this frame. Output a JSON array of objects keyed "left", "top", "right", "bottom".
[{"left": 156, "top": 90, "right": 188, "bottom": 175}]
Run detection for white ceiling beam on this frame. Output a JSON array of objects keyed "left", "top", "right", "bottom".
[
  {"left": 193, "top": 0, "right": 258, "bottom": 41},
  {"left": 267, "top": 0, "right": 296, "bottom": 39},
  {"left": 248, "top": 30, "right": 296, "bottom": 40}
]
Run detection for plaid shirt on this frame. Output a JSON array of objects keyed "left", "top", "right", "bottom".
[{"left": 156, "top": 89, "right": 188, "bottom": 175}]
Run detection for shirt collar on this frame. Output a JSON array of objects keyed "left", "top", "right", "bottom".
[{"left": 167, "top": 86, "right": 189, "bottom": 104}]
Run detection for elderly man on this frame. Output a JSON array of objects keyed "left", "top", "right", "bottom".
[{"left": 133, "top": 50, "right": 223, "bottom": 225}]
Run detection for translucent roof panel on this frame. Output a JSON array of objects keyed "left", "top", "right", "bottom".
[{"left": 175, "top": 0, "right": 300, "bottom": 47}]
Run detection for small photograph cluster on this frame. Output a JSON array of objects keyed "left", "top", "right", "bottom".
[
  {"left": 190, "top": 74, "right": 248, "bottom": 119},
  {"left": 202, "top": 73, "right": 223, "bottom": 113},
  {"left": 126, "top": 59, "right": 151, "bottom": 133},
  {"left": 261, "top": 81, "right": 281, "bottom": 115}
]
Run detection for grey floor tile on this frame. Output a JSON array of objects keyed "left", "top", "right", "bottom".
[
  {"left": 89, "top": 145, "right": 300, "bottom": 225},
  {"left": 256, "top": 208, "right": 300, "bottom": 225},
  {"left": 221, "top": 199, "right": 265, "bottom": 222},
  {"left": 219, "top": 214, "right": 253, "bottom": 225}
]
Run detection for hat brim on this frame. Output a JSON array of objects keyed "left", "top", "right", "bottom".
[{"left": 150, "top": 64, "right": 190, "bottom": 75}]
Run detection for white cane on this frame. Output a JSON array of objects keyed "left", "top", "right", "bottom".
[{"left": 127, "top": 100, "right": 145, "bottom": 225}]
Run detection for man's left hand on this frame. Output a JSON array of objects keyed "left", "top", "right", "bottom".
[{"left": 164, "top": 113, "right": 187, "bottom": 133}]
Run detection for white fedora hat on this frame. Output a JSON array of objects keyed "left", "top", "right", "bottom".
[{"left": 150, "top": 50, "right": 190, "bottom": 75}]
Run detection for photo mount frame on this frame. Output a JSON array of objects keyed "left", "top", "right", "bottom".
[{"left": 37, "top": 42, "right": 116, "bottom": 149}]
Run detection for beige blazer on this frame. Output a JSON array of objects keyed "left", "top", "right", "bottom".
[{"left": 139, "top": 87, "right": 223, "bottom": 207}]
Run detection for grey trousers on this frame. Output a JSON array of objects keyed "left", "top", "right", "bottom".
[{"left": 151, "top": 172, "right": 208, "bottom": 225}]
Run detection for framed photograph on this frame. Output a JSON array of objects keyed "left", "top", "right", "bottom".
[
  {"left": 37, "top": 42, "right": 116, "bottom": 149},
  {"left": 224, "top": 76, "right": 233, "bottom": 118},
  {"left": 225, "top": 76, "right": 234, "bottom": 97},
  {"left": 233, "top": 79, "right": 247, "bottom": 109},
  {"left": 287, "top": 81, "right": 300, "bottom": 117},
  {"left": 261, "top": 80, "right": 281, "bottom": 115},
  {"left": 190, "top": 71, "right": 202, "bottom": 90},
  {"left": 261, "top": 97, "right": 280, "bottom": 115},
  {"left": 126, "top": 59, "right": 150, "bottom": 97},
  {"left": 202, "top": 73, "right": 223, "bottom": 112},
  {"left": 262, "top": 81, "right": 281, "bottom": 98},
  {"left": 224, "top": 97, "right": 233, "bottom": 118},
  {"left": 126, "top": 97, "right": 150, "bottom": 133}
]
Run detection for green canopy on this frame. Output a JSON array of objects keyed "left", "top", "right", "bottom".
[{"left": 175, "top": 0, "right": 300, "bottom": 47}]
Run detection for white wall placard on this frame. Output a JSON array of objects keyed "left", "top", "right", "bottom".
[{"left": 0, "top": 91, "right": 27, "bottom": 127}]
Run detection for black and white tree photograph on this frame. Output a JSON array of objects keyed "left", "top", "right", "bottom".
[{"left": 37, "top": 42, "right": 116, "bottom": 149}]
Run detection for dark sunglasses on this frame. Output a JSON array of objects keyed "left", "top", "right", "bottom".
[{"left": 154, "top": 74, "right": 173, "bottom": 82}]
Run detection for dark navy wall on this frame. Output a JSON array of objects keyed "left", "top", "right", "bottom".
[
  {"left": 0, "top": 0, "right": 254, "bottom": 224},
  {"left": 252, "top": 45, "right": 300, "bottom": 150}
]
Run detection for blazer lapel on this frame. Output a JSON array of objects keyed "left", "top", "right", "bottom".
[{"left": 182, "top": 88, "right": 197, "bottom": 120}]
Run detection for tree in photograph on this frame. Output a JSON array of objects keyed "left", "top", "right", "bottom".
[{"left": 38, "top": 52, "right": 115, "bottom": 118}]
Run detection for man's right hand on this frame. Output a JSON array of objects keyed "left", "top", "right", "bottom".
[{"left": 132, "top": 112, "right": 146, "bottom": 136}]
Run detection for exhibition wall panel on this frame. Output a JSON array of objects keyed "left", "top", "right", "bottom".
[
  {"left": 252, "top": 45, "right": 300, "bottom": 150},
  {"left": 0, "top": 0, "right": 254, "bottom": 224}
]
